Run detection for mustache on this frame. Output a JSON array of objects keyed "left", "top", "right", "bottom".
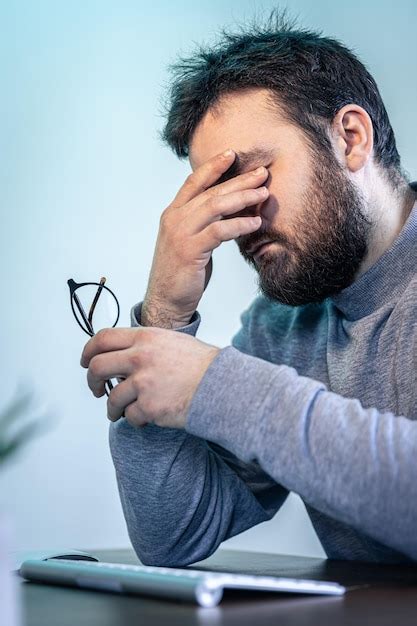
[{"left": 238, "top": 230, "right": 291, "bottom": 255}]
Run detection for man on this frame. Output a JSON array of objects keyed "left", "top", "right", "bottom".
[{"left": 81, "top": 13, "right": 417, "bottom": 566}]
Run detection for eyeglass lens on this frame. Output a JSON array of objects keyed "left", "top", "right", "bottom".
[{"left": 72, "top": 283, "right": 119, "bottom": 335}]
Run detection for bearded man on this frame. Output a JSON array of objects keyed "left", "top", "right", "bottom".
[{"left": 81, "top": 13, "right": 417, "bottom": 566}]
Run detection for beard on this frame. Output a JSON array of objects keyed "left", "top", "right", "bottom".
[{"left": 237, "top": 149, "right": 372, "bottom": 306}]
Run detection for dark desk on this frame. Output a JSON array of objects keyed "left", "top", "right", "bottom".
[{"left": 21, "top": 548, "right": 417, "bottom": 625}]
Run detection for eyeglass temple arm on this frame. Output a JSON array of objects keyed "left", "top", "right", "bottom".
[
  {"left": 88, "top": 277, "right": 106, "bottom": 326},
  {"left": 72, "top": 291, "right": 94, "bottom": 335}
]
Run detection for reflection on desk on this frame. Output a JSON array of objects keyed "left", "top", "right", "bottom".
[{"left": 21, "top": 548, "right": 417, "bottom": 626}]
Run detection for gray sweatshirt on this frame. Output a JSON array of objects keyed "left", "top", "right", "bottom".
[{"left": 110, "top": 186, "right": 417, "bottom": 567}]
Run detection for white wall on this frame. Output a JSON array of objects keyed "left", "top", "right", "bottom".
[{"left": 0, "top": 0, "right": 416, "bottom": 558}]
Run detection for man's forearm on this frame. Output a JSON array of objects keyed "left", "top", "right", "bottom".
[
  {"left": 109, "top": 419, "right": 274, "bottom": 566},
  {"left": 185, "top": 346, "right": 417, "bottom": 561}
]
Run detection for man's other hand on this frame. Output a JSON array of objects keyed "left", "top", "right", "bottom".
[{"left": 80, "top": 328, "right": 220, "bottom": 428}]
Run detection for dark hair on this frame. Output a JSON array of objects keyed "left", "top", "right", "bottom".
[{"left": 160, "top": 9, "right": 403, "bottom": 183}]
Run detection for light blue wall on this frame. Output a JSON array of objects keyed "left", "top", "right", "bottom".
[{"left": 1, "top": 0, "right": 416, "bottom": 556}]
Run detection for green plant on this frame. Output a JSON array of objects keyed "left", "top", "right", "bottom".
[{"left": 0, "top": 392, "right": 42, "bottom": 466}]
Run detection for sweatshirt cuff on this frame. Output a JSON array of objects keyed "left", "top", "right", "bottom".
[{"left": 130, "top": 302, "right": 201, "bottom": 336}]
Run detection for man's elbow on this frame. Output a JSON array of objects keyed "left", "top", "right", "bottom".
[{"left": 131, "top": 537, "right": 217, "bottom": 568}]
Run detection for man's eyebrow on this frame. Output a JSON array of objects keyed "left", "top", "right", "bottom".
[{"left": 216, "top": 147, "right": 275, "bottom": 185}]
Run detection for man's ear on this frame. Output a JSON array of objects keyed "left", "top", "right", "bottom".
[{"left": 331, "top": 104, "right": 374, "bottom": 173}]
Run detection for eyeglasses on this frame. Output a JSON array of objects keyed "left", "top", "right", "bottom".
[{"left": 67, "top": 277, "right": 120, "bottom": 396}]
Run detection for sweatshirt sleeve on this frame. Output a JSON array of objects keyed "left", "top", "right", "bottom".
[
  {"left": 109, "top": 303, "right": 288, "bottom": 566},
  {"left": 185, "top": 345, "right": 417, "bottom": 561}
]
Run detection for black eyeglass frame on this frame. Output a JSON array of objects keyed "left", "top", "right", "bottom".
[
  {"left": 67, "top": 277, "right": 121, "bottom": 396},
  {"left": 67, "top": 278, "right": 120, "bottom": 337}
]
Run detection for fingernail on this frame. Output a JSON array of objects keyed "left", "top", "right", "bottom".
[
  {"left": 223, "top": 149, "right": 234, "bottom": 157},
  {"left": 253, "top": 166, "right": 265, "bottom": 175}
]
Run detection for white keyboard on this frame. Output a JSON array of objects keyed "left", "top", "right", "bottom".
[{"left": 20, "top": 558, "right": 346, "bottom": 607}]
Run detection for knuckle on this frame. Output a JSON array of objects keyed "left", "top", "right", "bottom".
[
  {"left": 147, "top": 396, "right": 160, "bottom": 414},
  {"left": 205, "top": 195, "right": 219, "bottom": 212},
  {"left": 124, "top": 403, "right": 137, "bottom": 421},
  {"left": 135, "top": 370, "right": 154, "bottom": 394},
  {"left": 132, "top": 373, "right": 144, "bottom": 393},
  {"left": 159, "top": 208, "right": 168, "bottom": 224},
  {"left": 130, "top": 345, "right": 153, "bottom": 371},
  {"left": 129, "top": 350, "right": 143, "bottom": 369},
  {"left": 241, "top": 189, "right": 257, "bottom": 205},
  {"left": 209, "top": 221, "right": 223, "bottom": 242},
  {"left": 141, "top": 347, "right": 154, "bottom": 364},
  {"left": 95, "top": 327, "right": 111, "bottom": 348},
  {"left": 159, "top": 208, "right": 172, "bottom": 228},
  {"left": 215, "top": 152, "right": 230, "bottom": 167},
  {"left": 184, "top": 172, "right": 195, "bottom": 187},
  {"left": 139, "top": 392, "right": 155, "bottom": 418},
  {"left": 135, "top": 328, "right": 153, "bottom": 347},
  {"left": 208, "top": 184, "right": 222, "bottom": 198},
  {"left": 88, "top": 355, "right": 102, "bottom": 378},
  {"left": 235, "top": 218, "right": 248, "bottom": 235},
  {"left": 240, "top": 189, "right": 252, "bottom": 202}
]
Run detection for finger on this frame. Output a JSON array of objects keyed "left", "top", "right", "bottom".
[
  {"left": 124, "top": 400, "right": 149, "bottom": 428},
  {"left": 107, "top": 377, "right": 137, "bottom": 422},
  {"left": 171, "top": 149, "right": 236, "bottom": 208},
  {"left": 191, "top": 165, "right": 269, "bottom": 211},
  {"left": 87, "top": 350, "right": 132, "bottom": 397},
  {"left": 197, "top": 214, "right": 263, "bottom": 252},
  {"left": 186, "top": 186, "right": 269, "bottom": 234},
  {"left": 81, "top": 327, "right": 140, "bottom": 368}
]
